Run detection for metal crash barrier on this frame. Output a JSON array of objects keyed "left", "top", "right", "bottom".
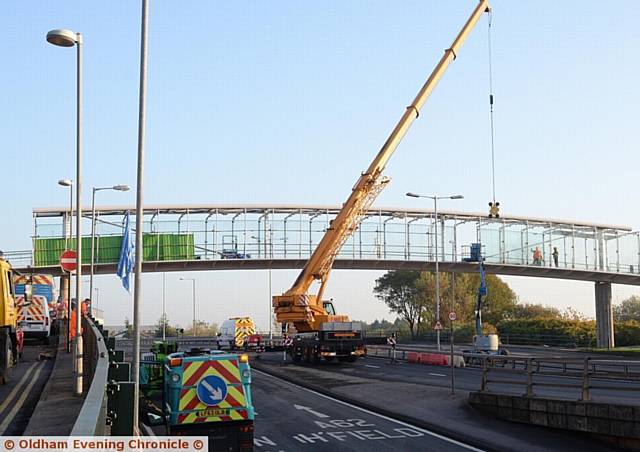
[{"left": 70, "top": 317, "right": 110, "bottom": 435}]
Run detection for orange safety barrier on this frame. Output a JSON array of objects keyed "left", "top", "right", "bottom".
[
  {"left": 418, "top": 353, "right": 448, "bottom": 366},
  {"left": 407, "top": 352, "right": 420, "bottom": 363}
]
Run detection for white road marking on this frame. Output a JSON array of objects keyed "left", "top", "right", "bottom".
[
  {"left": 364, "top": 365, "right": 380, "bottom": 369},
  {"left": 0, "top": 362, "right": 45, "bottom": 435},
  {"left": 253, "top": 369, "right": 485, "bottom": 451},
  {"left": 0, "top": 362, "right": 39, "bottom": 418},
  {"left": 429, "top": 373, "right": 447, "bottom": 377},
  {"left": 294, "top": 404, "right": 330, "bottom": 418}
]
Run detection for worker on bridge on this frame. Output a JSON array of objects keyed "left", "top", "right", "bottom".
[{"left": 532, "top": 247, "right": 543, "bottom": 266}]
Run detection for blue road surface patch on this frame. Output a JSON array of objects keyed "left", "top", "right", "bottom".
[{"left": 196, "top": 375, "right": 228, "bottom": 406}]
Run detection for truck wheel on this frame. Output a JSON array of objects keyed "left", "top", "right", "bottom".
[{"left": 1, "top": 337, "right": 13, "bottom": 385}]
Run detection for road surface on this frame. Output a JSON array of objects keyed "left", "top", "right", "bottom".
[
  {"left": 0, "top": 339, "right": 56, "bottom": 435},
  {"left": 251, "top": 369, "right": 480, "bottom": 452}
]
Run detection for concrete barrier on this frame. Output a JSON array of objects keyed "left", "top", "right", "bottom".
[{"left": 469, "top": 392, "right": 640, "bottom": 449}]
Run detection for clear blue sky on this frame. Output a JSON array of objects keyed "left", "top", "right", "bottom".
[{"left": 2, "top": 1, "right": 639, "bottom": 328}]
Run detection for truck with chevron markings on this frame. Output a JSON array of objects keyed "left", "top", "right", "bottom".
[{"left": 140, "top": 343, "right": 254, "bottom": 451}]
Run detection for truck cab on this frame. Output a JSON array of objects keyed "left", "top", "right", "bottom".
[{"left": 0, "top": 254, "right": 24, "bottom": 384}]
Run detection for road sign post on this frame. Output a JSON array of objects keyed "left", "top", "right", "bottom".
[
  {"left": 60, "top": 250, "right": 77, "bottom": 354},
  {"left": 449, "top": 311, "right": 456, "bottom": 395}
]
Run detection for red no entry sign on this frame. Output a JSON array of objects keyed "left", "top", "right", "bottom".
[{"left": 60, "top": 250, "right": 77, "bottom": 273}]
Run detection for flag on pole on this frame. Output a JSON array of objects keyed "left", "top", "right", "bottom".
[{"left": 117, "top": 211, "right": 134, "bottom": 292}]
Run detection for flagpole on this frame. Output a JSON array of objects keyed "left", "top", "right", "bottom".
[{"left": 132, "top": 0, "right": 149, "bottom": 434}]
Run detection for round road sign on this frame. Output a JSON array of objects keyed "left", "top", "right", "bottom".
[
  {"left": 60, "top": 250, "right": 77, "bottom": 273},
  {"left": 449, "top": 312, "right": 457, "bottom": 321}
]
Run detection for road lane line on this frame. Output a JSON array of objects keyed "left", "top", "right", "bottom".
[
  {"left": 364, "top": 364, "right": 380, "bottom": 369},
  {"left": 0, "top": 362, "right": 39, "bottom": 418},
  {"left": 429, "top": 373, "right": 446, "bottom": 377},
  {"left": 0, "top": 362, "right": 45, "bottom": 435},
  {"left": 253, "top": 368, "right": 485, "bottom": 451}
]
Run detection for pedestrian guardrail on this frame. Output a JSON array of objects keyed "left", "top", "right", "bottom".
[{"left": 477, "top": 355, "right": 640, "bottom": 402}]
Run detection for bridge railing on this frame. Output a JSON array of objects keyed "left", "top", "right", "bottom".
[{"left": 26, "top": 206, "right": 640, "bottom": 276}]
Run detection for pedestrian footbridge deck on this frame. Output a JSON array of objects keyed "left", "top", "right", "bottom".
[{"left": 9, "top": 204, "right": 640, "bottom": 285}]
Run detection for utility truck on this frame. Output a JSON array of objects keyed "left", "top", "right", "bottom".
[
  {"left": 272, "top": 0, "right": 491, "bottom": 364},
  {"left": 0, "top": 252, "right": 25, "bottom": 384},
  {"left": 140, "top": 342, "right": 254, "bottom": 451}
]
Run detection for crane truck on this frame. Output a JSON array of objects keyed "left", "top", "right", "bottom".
[
  {"left": 0, "top": 252, "right": 25, "bottom": 384},
  {"left": 272, "top": 0, "right": 491, "bottom": 364}
]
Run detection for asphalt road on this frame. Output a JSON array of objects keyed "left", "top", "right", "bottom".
[
  {"left": 251, "top": 369, "right": 481, "bottom": 452},
  {"left": 256, "top": 352, "right": 640, "bottom": 404},
  {"left": 0, "top": 339, "right": 56, "bottom": 435}
]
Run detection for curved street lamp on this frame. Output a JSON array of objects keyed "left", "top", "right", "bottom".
[
  {"left": 89, "top": 184, "right": 130, "bottom": 315},
  {"left": 406, "top": 192, "right": 464, "bottom": 350}
]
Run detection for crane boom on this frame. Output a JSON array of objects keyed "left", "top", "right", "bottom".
[{"left": 274, "top": 0, "right": 491, "bottom": 333}]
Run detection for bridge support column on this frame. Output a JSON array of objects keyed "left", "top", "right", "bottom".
[{"left": 594, "top": 282, "right": 614, "bottom": 349}]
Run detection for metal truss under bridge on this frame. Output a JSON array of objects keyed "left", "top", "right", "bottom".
[{"left": 9, "top": 204, "right": 640, "bottom": 285}]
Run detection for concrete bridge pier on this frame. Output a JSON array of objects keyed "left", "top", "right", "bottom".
[{"left": 595, "top": 282, "right": 614, "bottom": 348}]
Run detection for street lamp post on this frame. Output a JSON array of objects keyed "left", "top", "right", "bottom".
[
  {"left": 180, "top": 278, "right": 196, "bottom": 336},
  {"left": 89, "top": 185, "right": 129, "bottom": 315},
  {"left": 406, "top": 192, "right": 463, "bottom": 351},
  {"left": 47, "top": 28, "right": 84, "bottom": 396},
  {"left": 94, "top": 287, "right": 99, "bottom": 311},
  {"left": 58, "top": 179, "right": 73, "bottom": 353},
  {"left": 58, "top": 179, "right": 73, "bottom": 249}
]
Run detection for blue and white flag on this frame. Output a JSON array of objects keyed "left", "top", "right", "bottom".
[{"left": 117, "top": 211, "right": 134, "bottom": 292}]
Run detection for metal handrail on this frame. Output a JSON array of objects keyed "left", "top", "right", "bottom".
[
  {"left": 366, "top": 345, "right": 640, "bottom": 402},
  {"left": 71, "top": 318, "right": 109, "bottom": 435}
]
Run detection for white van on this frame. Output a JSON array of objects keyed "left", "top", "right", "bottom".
[
  {"left": 14, "top": 275, "right": 53, "bottom": 342},
  {"left": 218, "top": 317, "right": 256, "bottom": 349}
]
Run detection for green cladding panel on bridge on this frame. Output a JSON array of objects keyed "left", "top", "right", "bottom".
[{"left": 33, "top": 233, "right": 195, "bottom": 266}]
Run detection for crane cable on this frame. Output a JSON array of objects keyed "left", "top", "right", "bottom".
[{"left": 487, "top": 10, "right": 497, "bottom": 205}]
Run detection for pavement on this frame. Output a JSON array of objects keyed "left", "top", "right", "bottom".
[
  {"left": 252, "top": 352, "right": 621, "bottom": 452},
  {"left": 23, "top": 333, "right": 84, "bottom": 436}
]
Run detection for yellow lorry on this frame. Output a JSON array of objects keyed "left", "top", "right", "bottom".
[{"left": 0, "top": 252, "right": 25, "bottom": 384}]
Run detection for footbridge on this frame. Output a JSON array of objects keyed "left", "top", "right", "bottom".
[{"left": 11, "top": 204, "right": 640, "bottom": 347}]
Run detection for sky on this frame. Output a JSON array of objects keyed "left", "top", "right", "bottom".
[{"left": 2, "top": 1, "right": 639, "bottom": 330}]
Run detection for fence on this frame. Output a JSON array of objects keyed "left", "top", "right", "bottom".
[{"left": 478, "top": 355, "right": 640, "bottom": 402}]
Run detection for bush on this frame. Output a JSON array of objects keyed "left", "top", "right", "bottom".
[
  {"left": 615, "top": 320, "right": 640, "bottom": 347},
  {"left": 497, "top": 318, "right": 596, "bottom": 347}
]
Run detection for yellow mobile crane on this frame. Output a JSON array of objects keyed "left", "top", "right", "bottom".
[{"left": 273, "top": 0, "right": 490, "bottom": 363}]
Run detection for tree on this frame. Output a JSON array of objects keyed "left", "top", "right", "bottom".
[
  {"left": 154, "top": 314, "right": 179, "bottom": 338},
  {"left": 373, "top": 271, "right": 423, "bottom": 339},
  {"left": 512, "top": 303, "right": 562, "bottom": 320},
  {"left": 614, "top": 295, "right": 640, "bottom": 322},
  {"left": 184, "top": 320, "right": 219, "bottom": 337},
  {"left": 374, "top": 270, "right": 518, "bottom": 337}
]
